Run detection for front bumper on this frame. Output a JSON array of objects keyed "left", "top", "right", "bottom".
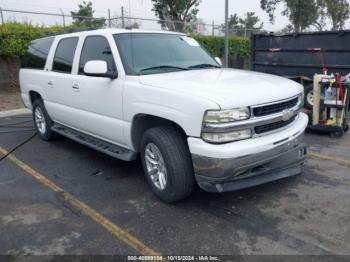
[{"left": 188, "top": 112, "right": 308, "bottom": 193}]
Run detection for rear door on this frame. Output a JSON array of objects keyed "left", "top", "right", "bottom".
[{"left": 44, "top": 36, "right": 80, "bottom": 126}]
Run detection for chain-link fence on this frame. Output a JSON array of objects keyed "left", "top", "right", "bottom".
[
  {"left": 0, "top": 7, "right": 256, "bottom": 88},
  {"left": 0, "top": 7, "right": 258, "bottom": 36}
]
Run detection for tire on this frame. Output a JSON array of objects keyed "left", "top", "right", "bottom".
[
  {"left": 32, "top": 99, "right": 56, "bottom": 141},
  {"left": 330, "top": 129, "right": 344, "bottom": 138},
  {"left": 343, "top": 123, "right": 349, "bottom": 133},
  {"left": 304, "top": 83, "right": 314, "bottom": 110},
  {"left": 140, "top": 126, "right": 195, "bottom": 203}
]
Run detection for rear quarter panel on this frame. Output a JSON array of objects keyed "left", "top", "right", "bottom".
[{"left": 19, "top": 69, "right": 50, "bottom": 110}]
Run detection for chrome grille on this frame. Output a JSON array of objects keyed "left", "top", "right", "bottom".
[
  {"left": 201, "top": 95, "right": 302, "bottom": 141},
  {"left": 255, "top": 115, "right": 297, "bottom": 134},
  {"left": 253, "top": 97, "right": 299, "bottom": 117}
]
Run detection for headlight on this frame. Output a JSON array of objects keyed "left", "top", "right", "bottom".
[
  {"left": 202, "top": 129, "right": 252, "bottom": 144},
  {"left": 203, "top": 107, "right": 250, "bottom": 123}
]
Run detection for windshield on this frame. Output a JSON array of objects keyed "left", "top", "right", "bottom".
[{"left": 114, "top": 33, "right": 221, "bottom": 75}]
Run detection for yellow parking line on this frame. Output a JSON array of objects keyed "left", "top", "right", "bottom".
[
  {"left": 0, "top": 146, "right": 160, "bottom": 256},
  {"left": 308, "top": 151, "right": 350, "bottom": 167}
]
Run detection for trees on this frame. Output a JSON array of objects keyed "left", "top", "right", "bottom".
[
  {"left": 226, "top": 14, "right": 240, "bottom": 33},
  {"left": 71, "top": 1, "right": 106, "bottom": 29},
  {"left": 240, "top": 12, "right": 264, "bottom": 36},
  {"left": 185, "top": 18, "right": 206, "bottom": 34},
  {"left": 261, "top": 0, "right": 350, "bottom": 32},
  {"left": 283, "top": 0, "right": 321, "bottom": 32},
  {"left": 261, "top": 0, "right": 320, "bottom": 32},
  {"left": 222, "top": 12, "right": 263, "bottom": 37},
  {"left": 151, "top": 0, "right": 201, "bottom": 32},
  {"left": 320, "top": 0, "right": 350, "bottom": 30},
  {"left": 110, "top": 11, "right": 140, "bottom": 29}
]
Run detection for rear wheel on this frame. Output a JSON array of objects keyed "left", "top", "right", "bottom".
[
  {"left": 141, "top": 126, "right": 195, "bottom": 203},
  {"left": 32, "top": 99, "right": 56, "bottom": 141}
]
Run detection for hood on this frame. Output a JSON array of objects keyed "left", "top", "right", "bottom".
[{"left": 139, "top": 68, "right": 303, "bottom": 109}]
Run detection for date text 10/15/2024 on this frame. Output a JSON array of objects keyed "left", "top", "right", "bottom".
[{"left": 127, "top": 255, "right": 219, "bottom": 261}]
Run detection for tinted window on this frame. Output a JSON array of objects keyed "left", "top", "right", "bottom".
[
  {"left": 79, "top": 36, "right": 116, "bottom": 74},
  {"left": 21, "top": 37, "right": 54, "bottom": 69},
  {"left": 114, "top": 33, "right": 219, "bottom": 75},
  {"left": 52, "top": 37, "right": 78, "bottom": 73}
]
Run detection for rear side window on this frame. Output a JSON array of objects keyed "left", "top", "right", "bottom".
[
  {"left": 79, "top": 36, "right": 116, "bottom": 74},
  {"left": 52, "top": 37, "right": 79, "bottom": 73},
  {"left": 21, "top": 37, "right": 54, "bottom": 69}
]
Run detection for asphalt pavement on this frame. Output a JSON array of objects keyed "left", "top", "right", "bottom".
[{"left": 0, "top": 115, "right": 350, "bottom": 258}]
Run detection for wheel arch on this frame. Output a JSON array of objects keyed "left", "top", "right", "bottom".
[
  {"left": 131, "top": 114, "right": 188, "bottom": 152},
  {"left": 29, "top": 90, "right": 43, "bottom": 106}
]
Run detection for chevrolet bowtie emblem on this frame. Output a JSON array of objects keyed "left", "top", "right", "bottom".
[{"left": 282, "top": 109, "right": 294, "bottom": 121}]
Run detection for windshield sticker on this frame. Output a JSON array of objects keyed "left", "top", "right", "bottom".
[{"left": 181, "top": 36, "right": 200, "bottom": 47}]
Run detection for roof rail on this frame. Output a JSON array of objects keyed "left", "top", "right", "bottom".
[{"left": 43, "top": 27, "right": 99, "bottom": 38}]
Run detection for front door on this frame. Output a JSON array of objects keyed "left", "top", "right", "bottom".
[{"left": 67, "top": 35, "right": 125, "bottom": 146}]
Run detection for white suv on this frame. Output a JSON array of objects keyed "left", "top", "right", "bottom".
[{"left": 19, "top": 29, "right": 308, "bottom": 202}]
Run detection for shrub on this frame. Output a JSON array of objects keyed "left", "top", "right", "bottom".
[
  {"left": 0, "top": 22, "right": 251, "bottom": 61},
  {"left": 192, "top": 34, "right": 250, "bottom": 59},
  {"left": 0, "top": 22, "right": 84, "bottom": 57}
]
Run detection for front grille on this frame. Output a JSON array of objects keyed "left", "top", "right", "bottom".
[
  {"left": 253, "top": 97, "right": 298, "bottom": 117},
  {"left": 255, "top": 115, "right": 297, "bottom": 134}
]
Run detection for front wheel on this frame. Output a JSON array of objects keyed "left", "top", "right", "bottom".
[{"left": 141, "top": 126, "right": 195, "bottom": 203}]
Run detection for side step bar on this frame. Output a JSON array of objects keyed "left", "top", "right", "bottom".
[{"left": 51, "top": 123, "right": 137, "bottom": 161}]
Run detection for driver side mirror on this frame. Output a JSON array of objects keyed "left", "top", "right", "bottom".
[
  {"left": 84, "top": 60, "right": 117, "bottom": 79},
  {"left": 215, "top": 57, "right": 223, "bottom": 66}
]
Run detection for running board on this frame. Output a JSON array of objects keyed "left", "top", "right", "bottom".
[{"left": 51, "top": 124, "right": 137, "bottom": 161}]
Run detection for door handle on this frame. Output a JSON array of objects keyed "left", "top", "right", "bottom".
[
  {"left": 48, "top": 81, "right": 54, "bottom": 88},
  {"left": 72, "top": 84, "right": 80, "bottom": 92}
]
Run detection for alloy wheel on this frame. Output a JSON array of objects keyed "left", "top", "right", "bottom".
[{"left": 144, "top": 143, "right": 167, "bottom": 190}]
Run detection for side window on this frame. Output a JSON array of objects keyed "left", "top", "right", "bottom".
[
  {"left": 21, "top": 37, "right": 54, "bottom": 69},
  {"left": 52, "top": 37, "right": 79, "bottom": 73},
  {"left": 79, "top": 36, "right": 116, "bottom": 74}
]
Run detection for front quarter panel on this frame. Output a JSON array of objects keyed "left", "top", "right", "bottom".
[{"left": 123, "top": 76, "right": 220, "bottom": 148}]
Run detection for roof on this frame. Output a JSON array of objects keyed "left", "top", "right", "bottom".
[
  {"left": 47, "top": 28, "right": 185, "bottom": 39},
  {"left": 96, "top": 28, "right": 185, "bottom": 35}
]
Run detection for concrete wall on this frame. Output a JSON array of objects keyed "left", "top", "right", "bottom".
[{"left": 0, "top": 57, "right": 20, "bottom": 88}]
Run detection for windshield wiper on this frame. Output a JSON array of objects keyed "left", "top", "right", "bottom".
[
  {"left": 188, "top": 63, "right": 222, "bottom": 69},
  {"left": 140, "top": 65, "right": 188, "bottom": 73}
]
